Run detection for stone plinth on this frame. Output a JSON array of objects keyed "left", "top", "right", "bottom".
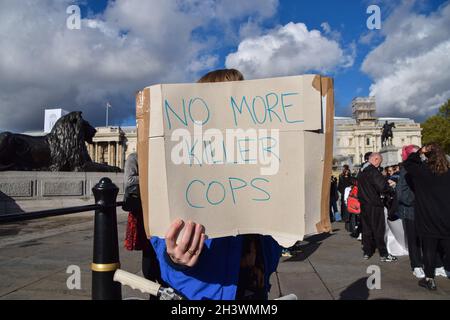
[
  {"left": 380, "top": 145, "right": 400, "bottom": 167},
  {"left": 0, "top": 171, "right": 124, "bottom": 215}
]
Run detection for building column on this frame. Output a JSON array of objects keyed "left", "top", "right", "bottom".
[
  {"left": 113, "top": 141, "right": 118, "bottom": 167},
  {"left": 361, "top": 135, "right": 366, "bottom": 159},
  {"left": 101, "top": 143, "right": 105, "bottom": 163},
  {"left": 355, "top": 135, "right": 360, "bottom": 163},
  {"left": 118, "top": 143, "right": 122, "bottom": 169},
  {"left": 89, "top": 144, "right": 93, "bottom": 160},
  {"left": 107, "top": 142, "right": 111, "bottom": 166},
  {"left": 94, "top": 143, "right": 98, "bottom": 162},
  {"left": 98, "top": 143, "right": 102, "bottom": 163},
  {"left": 111, "top": 142, "right": 115, "bottom": 165}
]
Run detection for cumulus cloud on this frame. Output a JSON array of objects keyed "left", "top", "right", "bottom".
[
  {"left": 225, "top": 22, "right": 355, "bottom": 79},
  {"left": 361, "top": 1, "right": 450, "bottom": 119},
  {"left": 0, "top": 0, "right": 278, "bottom": 132}
]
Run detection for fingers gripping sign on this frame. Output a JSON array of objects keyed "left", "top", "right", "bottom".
[{"left": 165, "top": 219, "right": 207, "bottom": 267}]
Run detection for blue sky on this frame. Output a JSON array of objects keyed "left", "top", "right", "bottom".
[
  {"left": 82, "top": 0, "right": 376, "bottom": 114},
  {"left": 0, "top": 0, "right": 448, "bottom": 131}
]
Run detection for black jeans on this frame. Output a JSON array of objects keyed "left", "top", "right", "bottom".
[
  {"left": 350, "top": 213, "right": 362, "bottom": 237},
  {"left": 421, "top": 237, "right": 450, "bottom": 278},
  {"left": 361, "top": 204, "right": 388, "bottom": 257},
  {"left": 340, "top": 195, "right": 349, "bottom": 222},
  {"left": 330, "top": 199, "right": 338, "bottom": 222},
  {"left": 402, "top": 218, "right": 422, "bottom": 269},
  {"left": 142, "top": 244, "right": 165, "bottom": 300}
]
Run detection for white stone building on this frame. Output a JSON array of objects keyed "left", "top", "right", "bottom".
[
  {"left": 85, "top": 126, "right": 137, "bottom": 169},
  {"left": 334, "top": 97, "right": 422, "bottom": 167}
]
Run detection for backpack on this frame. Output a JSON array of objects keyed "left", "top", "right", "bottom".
[{"left": 347, "top": 185, "right": 361, "bottom": 214}]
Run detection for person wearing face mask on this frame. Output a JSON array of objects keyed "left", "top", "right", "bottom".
[{"left": 403, "top": 143, "right": 450, "bottom": 290}]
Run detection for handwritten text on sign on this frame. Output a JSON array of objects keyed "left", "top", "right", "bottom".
[{"left": 146, "top": 75, "right": 323, "bottom": 246}]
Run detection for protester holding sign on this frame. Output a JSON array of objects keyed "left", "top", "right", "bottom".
[{"left": 149, "top": 69, "right": 282, "bottom": 300}]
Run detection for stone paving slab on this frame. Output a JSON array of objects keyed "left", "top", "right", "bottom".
[{"left": 0, "top": 216, "right": 450, "bottom": 300}]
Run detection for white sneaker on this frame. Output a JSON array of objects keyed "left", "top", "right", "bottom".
[
  {"left": 435, "top": 267, "right": 448, "bottom": 277},
  {"left": 413, "top": 267, "right": 425, "bottom": 279},
  {"left": 357, "top": 234, "right": 362, "bottom": 241}
]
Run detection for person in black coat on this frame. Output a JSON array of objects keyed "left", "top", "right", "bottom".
[
  {"left": 330, "top": 176, "right": 338, "bottom": 222},
  {"left": 403, "top": 143, "right": 450, "bottom": 290},
  {"left": 397, "top": 145, "right": 424, "bottom": 278},
  {"left": 357, "top": 152, "right": 397, "bottom": 262}
]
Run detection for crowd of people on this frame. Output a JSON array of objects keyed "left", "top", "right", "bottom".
[{"left": 330, "top": 143, "right": 450, "bottom": 290}]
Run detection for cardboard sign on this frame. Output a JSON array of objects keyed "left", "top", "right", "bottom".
[{"left": 136, "top": 75, "right": 333, "bottom": 247}]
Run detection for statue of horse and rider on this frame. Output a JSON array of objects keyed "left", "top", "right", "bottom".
[{"left": 381, "top": 121, "right": 395, "bottom": 147}]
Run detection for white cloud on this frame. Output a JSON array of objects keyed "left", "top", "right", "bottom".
[
  {"left": 187, "top": 54, "right": 219, "bottom": 73},
  {"left": 361, "top": 1, "right": 450, "bottom": 119},
  {"left": 239, "top": 19, "right": 264, "bottom": 39},
  {"left": 225, "top": 22, "right": 355, "bottom": 79},
  {"left": 0, "top": 0, "right": 278, "bottom": 132},
  {"left": 320, "top": 22, "right": 332, "bottom": 34}
]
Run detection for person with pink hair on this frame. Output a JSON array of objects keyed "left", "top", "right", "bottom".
[
  {"left": 397, "top": 145, "right": 424, "bottom": 278},
  {"left": 403, "top": 143, "right": 450, "bottom": 290}
]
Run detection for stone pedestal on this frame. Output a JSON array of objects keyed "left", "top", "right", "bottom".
[
  {"left": 0, "top": 171, "right": 125, "bottom": 215},
  {"left": 380, "top": 145, "right": 400, "bottom": 167}
]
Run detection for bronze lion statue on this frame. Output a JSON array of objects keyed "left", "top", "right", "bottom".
[{"left": 0, "top": 112, "right": 121, "bottom": 172}]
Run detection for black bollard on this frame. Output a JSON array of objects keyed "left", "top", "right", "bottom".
[{"left": 91, "top": 177, "right": 122, "bottom": 300}]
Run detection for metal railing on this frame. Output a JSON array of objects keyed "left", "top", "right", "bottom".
[{"left": 0, "top": 177, "right": 123, "bottom": 300}]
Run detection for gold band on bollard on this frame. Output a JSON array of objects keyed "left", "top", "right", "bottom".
[{"left": 91, "top": 262, "right": 120, "bottom": 272}]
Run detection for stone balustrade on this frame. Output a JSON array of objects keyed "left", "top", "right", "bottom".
[{"left": 0, "top": 171, "right": 125, "bottom": 215}]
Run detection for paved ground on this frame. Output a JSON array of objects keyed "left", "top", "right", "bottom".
[{"left": 0, "top": 213, "right": 449, "bottom": 300}]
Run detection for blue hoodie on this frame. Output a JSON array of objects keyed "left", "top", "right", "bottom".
[{"left": 151, "top": 235, "right": 282, "bottom": 300}]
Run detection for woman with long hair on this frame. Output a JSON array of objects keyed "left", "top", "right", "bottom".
[{"left": 403, "top": 142, "right": 450, "bottom": 290}]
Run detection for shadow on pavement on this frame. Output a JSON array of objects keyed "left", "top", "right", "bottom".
[
  {"left": 0, "top": 191, "right": 26, "bottom": 237},
  {"left": 0, "top": 190, "right": 25, "bottom": 215},
  {"left": 339, "top": 277, "right": 370, "bottom": 300},
  {"left": 285, "top": 231, "right": 336, "bottom": 262}
]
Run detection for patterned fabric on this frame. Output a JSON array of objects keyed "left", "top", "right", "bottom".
[{"left": 124, "top": 211, "right": 150, "bottom": 251}]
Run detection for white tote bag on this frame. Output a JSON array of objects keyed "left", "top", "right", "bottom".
[{"left": 384, "top": 209, "right": 409, "bottom": 256}]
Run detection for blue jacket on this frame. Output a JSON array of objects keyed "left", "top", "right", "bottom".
[{"left": 151, "top": 235, "right": 282, "bottom": 300}]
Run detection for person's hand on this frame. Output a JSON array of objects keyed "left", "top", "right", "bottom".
[
  {"left": 419, "top": 145, "right": 431, "bottom": 154},
  {"left": 388, "top": 179, "right": 396, "bottom": 188},
  {"left": 165, "top": 219, "right": 207, "bottom": 268}
]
